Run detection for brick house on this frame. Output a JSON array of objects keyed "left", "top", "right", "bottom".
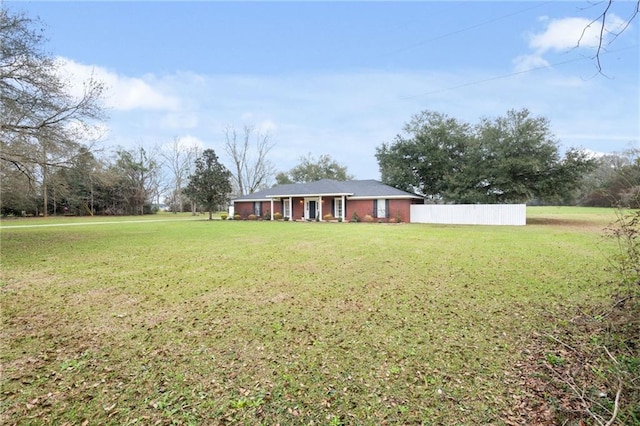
[{"left": 232, "top": 179, "right": 424, "bottom": 222}]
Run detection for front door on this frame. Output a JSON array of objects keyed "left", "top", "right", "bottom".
[{"left": 307, "top": 200, "right": 316, "bottom": 220}]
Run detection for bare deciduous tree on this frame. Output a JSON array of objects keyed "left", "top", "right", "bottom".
[
  {"left": 161, "top": 137, "right": 199, "bottom": 212},
  {"left": 0, "top": 7, "right": 105, "bottom": 216},
  {"left": 224, "top": 125, "right": 276, "bottom": 196}
]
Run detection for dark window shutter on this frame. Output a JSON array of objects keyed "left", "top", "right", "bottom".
[
  {"left": 385, "top": 199, "right": 390, "bottom": 218},
  {"left": 373, "top": 200, "right": 378, "bottom": 217}
]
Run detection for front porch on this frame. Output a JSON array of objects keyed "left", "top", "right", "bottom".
[{"left": 267, "top": 195, "right": 346, "bottom": 222}]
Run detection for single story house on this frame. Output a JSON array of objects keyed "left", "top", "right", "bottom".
[{"left": 232, "top": 179, "right": 424, "bottom": 222}]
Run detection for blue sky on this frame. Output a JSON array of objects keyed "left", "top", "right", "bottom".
[{"left": 9, "top": 1, "right": 640, "bottom": 180}]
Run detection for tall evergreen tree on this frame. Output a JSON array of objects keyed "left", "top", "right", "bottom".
[{"left": 184, "top": 149, "right": 232, "bottom": 220}]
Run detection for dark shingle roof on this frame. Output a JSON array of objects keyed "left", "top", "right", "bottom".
[{"left": 233, "top": 179, "right": 422, "bottom": 201}]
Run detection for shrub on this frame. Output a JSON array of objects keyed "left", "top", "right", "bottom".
[
  {"left": 351, "top": 212, "right": 359, "bottom": 222},
  {"left": 263, "top": 210, "right": 271, "bottom": 220},
  {"left": 323, "top": 214, "right": 334, "bottom": 221},
  {"left": 233, "top": 214, "right": 241, "bottom": 220},
  {"left": 220, "top": 213, "right": 228, "bottom": 220},
  {"left": 363, "top": 214, "right": 374, "bottom": 223},
  {"left": 283, "top": 216, "right": 289, "bottom": 221},
  {"left": 274, "top": 212, "right": 283, "bottom": 220},
  {"left": 606, "top": 210, "right": 640, "bottom": 296},
  {"left": 248, "top": 214, "right": 258, "bottom": 220},
  {"left": 388, "top": 217, "right": 397, "bottom": 223}
]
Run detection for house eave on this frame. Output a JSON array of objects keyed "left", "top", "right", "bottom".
[
  {"left": 232, "top": 198, "right": 270, "bottom": 203},
  {"left": 266, "top": 192, "right": 353, "bottom": 198},
  {"left": 347, "top": 195, "right": 424, "bottom": 200}
]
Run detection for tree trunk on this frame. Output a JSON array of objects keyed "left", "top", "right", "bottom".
[
  {"left": 42, "top": 146, "right": 48, "bottom": 217},
  {"left": 42, "top": 179, "right": 47, "bottom": 217}
]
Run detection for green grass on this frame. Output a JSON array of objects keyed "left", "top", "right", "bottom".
[{"left": 0, "top": 207, "right": 621, "bottom": 424}]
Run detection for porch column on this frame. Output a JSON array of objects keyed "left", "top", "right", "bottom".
[
  {"left": 342, "top": 195, "right": 346, "bottom": 221},
  {"left": 318, "top": 196, "right": 323, "bottom": 221},
  {"left": 270, "top": 198, "right": 274, "bottom": 220},
  {"left": 289, "top": 197, "right": 292, "bottom": 219}
]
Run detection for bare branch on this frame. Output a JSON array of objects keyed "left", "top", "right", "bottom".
[
  {"left": 579, "top": 0, "right": 640, "bottom": 74},
  {"left": 224, "top": 125, "right": 276, "bottom": 196},
  {"left": 604, "top": 378, "right": 623, "bottom": 426}
]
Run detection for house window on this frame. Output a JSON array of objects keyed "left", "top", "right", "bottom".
[
  {"left": 334, "top": 198, "right": 343, "bottom": 219},
  {"left": 254, "top": 202, "right": 262, "bottom": 216},
  {"left": 283, "top": 199, "right": 291, "bottom": 218},
  {"left": 374, "top": 199, "right": 388, "bottom": 218}
]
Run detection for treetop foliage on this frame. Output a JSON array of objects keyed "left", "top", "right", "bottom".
[
  {"left": 376, "top": 109, "right": 597, "bottom": 204},
  {"left": 276, "top": 153, "right": 353, "bottom": 185}
]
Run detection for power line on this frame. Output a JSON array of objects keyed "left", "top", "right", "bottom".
[
  {"left": 396, "top": 45, "right": 638, "bottom": 100},
  {"left": 382, "top": 1, "right": 553, "bottom": 58}
]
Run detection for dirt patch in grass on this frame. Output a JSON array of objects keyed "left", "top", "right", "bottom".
[
  {"left": 505, "top": 299, "right": 640, "bottom": 425},
  {"left": 527, "top": 217, "right": 607, "bottom": 231}
]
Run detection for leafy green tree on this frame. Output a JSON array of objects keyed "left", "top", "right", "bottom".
[
  {"left": 377, "top": 109, "right": 596, "bottom": 204},
  {"left": 49, "top": 148, "right": 105, "bottom": 215},
  {"left": 274, "top": 171, "right": 293, "bottom": 185},
  {"left": 471, "top": 109, "right": 595, "bottom": 203},
  {"left": 376, "top": 111, "right": 472, "bottom": 200},
  {"left": 276, "top": 153, "right": 353, "bottom": 184},
  {"left": 184, "top": 149, "right": 232, "bottom": 220},
  {"left": 111, "top": 147, "right": 161, "bottom": 215}
]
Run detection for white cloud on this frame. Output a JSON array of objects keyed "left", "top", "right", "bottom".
[
  {"left": 176, "top": 135, "right": 205, "bottom": 150},
  {"left": 258, "top": 119, "right": 278, "bottom": 134},
  {"left": 158, "top": 134, "right": 205, "bottom": 155},
  {"left": 60, "top": 62, "right": 636, "bottom": 179},
  {"left": 240, "top": 112, "right": 255, "bottom": 122},
  {"left": 515, "top": 14, "right": 630, "bottom": 72},
  {"left": 529, "top": 15, "right": 627, "bottom": 53},
  {"left": 512, "top": 53, "right": 550, "bottom": 73},
  {"left": 529, "top": 14, "right": 625, "bottom": 53},
  {"left": 55, "top": 57, "right": 181, "bottom": 112},
  {"left": 530, "top": 17, "right": 593, "bottom": 52}
]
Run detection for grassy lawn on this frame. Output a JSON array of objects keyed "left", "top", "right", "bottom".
[{"left": 0, "top": 207, "right": 622, "bottom": 425}]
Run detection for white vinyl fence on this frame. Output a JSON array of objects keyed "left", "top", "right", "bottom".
[{"left": 410, "top": 204, "right": 526, "bottom": 226}]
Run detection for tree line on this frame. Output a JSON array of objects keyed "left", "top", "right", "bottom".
[
  {"left": 2, "top": 6, "right": 638, "bottom": 218},
  {"left": 0, "top": 6, "right": 344, "bottom": 218}
]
